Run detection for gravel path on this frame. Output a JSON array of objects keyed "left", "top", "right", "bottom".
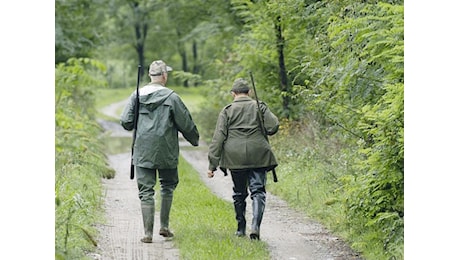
[{"left": 92, "top": 99, "right": 363, "bottom": 260}]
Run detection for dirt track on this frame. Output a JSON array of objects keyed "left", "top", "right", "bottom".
[{"left": 91, "top": 100, "right": 363, "bottom": 260}]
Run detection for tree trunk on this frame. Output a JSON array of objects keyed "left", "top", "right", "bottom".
[
  {"left": 133, "top": 2, "right": 147, "bottom": 80},
  {"left": 275, "top": 15, "right": 290, "bottom": 118},
  {"left": 176, "top": 29, "right": 189, "bottom": 87},
  {"left": 192, "top": 40, "right": 199, "bottom": 86}
]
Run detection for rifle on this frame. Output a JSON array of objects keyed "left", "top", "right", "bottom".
[
  {"left": 130, "top": 65, "right": 142, "bottom": 179},
  {"left": 249, "top": 71, "right": 278, "bottom": 183}
]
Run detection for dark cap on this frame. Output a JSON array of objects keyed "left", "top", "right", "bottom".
[{"left": 231, "top": 78, "right": 250, "bottom": 93}]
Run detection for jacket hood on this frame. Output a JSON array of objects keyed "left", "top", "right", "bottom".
[{"left": 138, "top": 84, "right": 174, "bottom": 111}]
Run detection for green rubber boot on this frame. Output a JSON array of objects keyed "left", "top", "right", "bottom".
[
  {"left": 159, "top": 196, "right": 174, "bottom": 237},
  {"left": 140, "top": 203, "right": 155, "bottom": 243}
]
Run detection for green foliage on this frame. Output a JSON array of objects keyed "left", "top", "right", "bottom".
[
  {"left": 326, "top": 3, "right": 404, "bottom": 259},
  {"left": 55, "top": 0, "right": 108, "bottom": 63},
  {"left": 55, "top": 57, "right": 107, "bottom": 117},
  {"left": 301, "top": 2, "right": 404, "bottom": 132},
  {"left": 230, "top": 0, "right": 281, "bottom": 92},
  {"left": 173, "top": 71, "right": 203, "bottom": 87},
  {"left": 55, "top": 58, "right": 114, "bottom": 259},
  {"left": 342, "top": 82, "right": 404, "bottom": 259}
]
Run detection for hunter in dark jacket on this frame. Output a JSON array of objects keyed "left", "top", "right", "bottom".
[{"left": 207, "top": 78, "right": 279, "bottom": 240}]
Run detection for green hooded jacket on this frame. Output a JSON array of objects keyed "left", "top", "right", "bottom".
[
  {"left": 208, "top": 96, "right": 279, "bottom": 171},
  {"left": 120, "top": 83, "right": 199, "bottom": 169}
]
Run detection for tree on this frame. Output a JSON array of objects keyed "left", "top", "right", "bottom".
[
  {"left": 161, "top": 0, "right": 236, "bottom": 86},
  {"left": 55, "top": 0, "right": 107, "bottom": 64},
  {"left": 115, "top": 0, "right": 160, "bottom": 79}
]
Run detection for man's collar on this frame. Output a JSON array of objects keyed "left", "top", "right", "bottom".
[{"left": 234, "top": 95, "right": 252, "bottom": 102}]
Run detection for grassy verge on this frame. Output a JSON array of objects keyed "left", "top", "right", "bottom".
[
  {"left": 172, "top": 156, "right": 270, "bottom": 259},
  {"left": 268, "top": 119, "right": 397, "bottom": 259}
]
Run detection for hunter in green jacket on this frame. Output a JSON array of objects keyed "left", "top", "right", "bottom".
[
  {"left": 207, "top": 78, "right": 279, "bottom": 241},
  {"left": 120, "top": 81, "right": 199, "bottom": 169},
  {"left": 120, "top": 60, "right": 199, "bottom": 243},
  {"left": 207, "top": 86, "right": 279, "bottom": 172}
]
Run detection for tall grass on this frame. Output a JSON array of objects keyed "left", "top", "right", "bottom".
[
  {"left": 268, "top": 118, "right": 400, "bottom": 260},
  {"left": 267, "top": 119, "right": 341, "bottom": 227}
]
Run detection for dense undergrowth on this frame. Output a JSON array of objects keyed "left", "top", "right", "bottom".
[
  {"left": 55, "top": 58, "right": 114, "bottom": 259},
  {"left": 268, "top": 117, "right": 403, "bottom": 260}
]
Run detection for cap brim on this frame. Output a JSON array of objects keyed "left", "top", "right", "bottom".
[{"left": 166, "top": 66, "right": 173, "bottom": 71}]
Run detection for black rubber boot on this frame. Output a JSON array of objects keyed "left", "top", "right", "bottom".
[
  {"left": 234, "top": 200, "right": 246, "bottom": 237},
  {"left": 250, "top": 194, "right": 265, "bottom": 240}
]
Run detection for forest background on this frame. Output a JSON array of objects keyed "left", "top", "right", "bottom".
[
  {"left": 55, "top": 0, "right": 405, "bottom": 259},
  {"left": 3, "top": 0, "right": 459, "bottom": 259}
]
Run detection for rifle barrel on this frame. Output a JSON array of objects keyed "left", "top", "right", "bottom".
[
  {"left": 130, "top": 65, "right": 142, "bottom": 179},
  {"left": 248, "top": 71, "right": 278, "bottom": 182}
]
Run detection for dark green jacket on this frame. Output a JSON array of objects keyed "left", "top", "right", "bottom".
[
  {"left": 208, "top": 96, "right": 279, "bottom": 171},
  {"left": 121, "top": 83, "right": 199, "bottom": 169}
]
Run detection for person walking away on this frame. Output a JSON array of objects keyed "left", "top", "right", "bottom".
[
  {"left": 207, "top": 78, "right": 279, "bottom": 240},
  {"left": 120, "top": 60, "right": 200, "bottom": 243}
]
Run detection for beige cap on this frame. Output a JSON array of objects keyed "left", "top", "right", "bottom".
[{"left": 149, "top": 60, "right": 173, "bottom": 76}]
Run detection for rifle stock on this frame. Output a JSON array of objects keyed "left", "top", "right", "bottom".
[
  {"left": 248, "top": 71, "right": 278, "bottom": 183},
  {"left": 130, "top": 65, "right": 142, "bottom": 179}
]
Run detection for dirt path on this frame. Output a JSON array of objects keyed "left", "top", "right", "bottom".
[
  {"left": 90, "top": 153, "right": 180, "bottom": 260},
  {"left": 93, "top": 100, "right": 363, "bottom": 260}
]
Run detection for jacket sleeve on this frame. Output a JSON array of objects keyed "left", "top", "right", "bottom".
[
  {"left": 261, "top": 102, "right": 279, "bottom": 135},
  {"left": 120, "top": 92, "right": 136, "bottom": 131},
  {"left": 207, "top": 109, "right": 228, "bottom": 171},
  {"left": 171, "top": 94, "right": 200, "bottom": 146}
]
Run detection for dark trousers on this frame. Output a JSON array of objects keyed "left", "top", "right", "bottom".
[
  {"left": 230, "top": 168, "right": 267, "bottom": 236},
  {"left": 231, "top": 168, "right": 267, "bottom": 202}
]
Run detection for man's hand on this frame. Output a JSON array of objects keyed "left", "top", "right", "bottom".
[{"left": 207, "top": 170, "right": 215, "bottom": 178}]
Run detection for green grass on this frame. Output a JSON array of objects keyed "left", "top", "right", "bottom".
[
  {"left": 170, "top": 85, "right": 206, "bottom": 114},
  {"left": 172, "top": 156, "right": 271, "bottom": 260}
]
